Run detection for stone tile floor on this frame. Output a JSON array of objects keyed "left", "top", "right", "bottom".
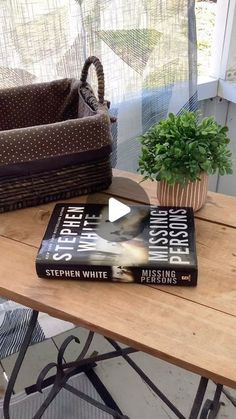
[{"left": 0, "top": 326, "right": 236, "bottom": 418}]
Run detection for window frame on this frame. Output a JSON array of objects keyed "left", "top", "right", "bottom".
[{"left": 198, "top": 0, "right": 236, "bottom": 104}]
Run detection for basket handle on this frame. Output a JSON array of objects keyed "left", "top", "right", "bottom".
[{"left": 80, "top": 56, "right": 104, "bottom": 104}]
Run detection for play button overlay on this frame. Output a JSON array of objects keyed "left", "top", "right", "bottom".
[
  {"left": 86, "top": 176, "right": 150, "bottom": 242},
  {"left": 108, "top": 198, "right": 131, "bottom": 222}
]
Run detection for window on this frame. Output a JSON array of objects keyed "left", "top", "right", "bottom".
[{"left": 196, "top": 0, "right": 218, "bottom": 77}]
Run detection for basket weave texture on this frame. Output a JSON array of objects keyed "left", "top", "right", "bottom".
[{"left": 0, "top": 56, "right": 113, "bottom": 212}]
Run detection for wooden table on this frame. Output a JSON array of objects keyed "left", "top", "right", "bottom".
[{"left": 0, "top": 169, "right": 236, "bottom": 419}]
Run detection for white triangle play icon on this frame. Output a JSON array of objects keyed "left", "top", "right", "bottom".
[{"left": 108, "top": 198, "right": 131, "bottom": 222}]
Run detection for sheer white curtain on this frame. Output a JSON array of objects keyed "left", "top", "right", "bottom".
[{"left": 0, "top": 0, "right": 197, "bottom": 171}]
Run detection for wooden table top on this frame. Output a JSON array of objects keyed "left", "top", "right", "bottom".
[{"left": 0, "top": 169, "right": 236, "bottom": 388}]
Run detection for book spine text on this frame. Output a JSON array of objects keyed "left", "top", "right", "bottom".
[
  {"left": 130, "top": 267, "right": 197, "bottom": 286},
  {"left": 36, "top": 263, "right": 113, "bottom": 281}
]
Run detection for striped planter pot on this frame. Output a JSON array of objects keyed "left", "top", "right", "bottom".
[{"left": 156, "top": 173, "right": 208, "bottom": 212}]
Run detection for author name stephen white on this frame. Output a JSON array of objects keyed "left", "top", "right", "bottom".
[{"left": 45, "top": 269, "right": 108, "bottom": 279}]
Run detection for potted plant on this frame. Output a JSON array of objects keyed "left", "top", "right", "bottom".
[{"left": 138, "top": 111, "right": 233, "bottom": 211}]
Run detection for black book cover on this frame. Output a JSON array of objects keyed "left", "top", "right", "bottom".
[{"left": 36, "top": 203, "right": 198, "bottom": 286}]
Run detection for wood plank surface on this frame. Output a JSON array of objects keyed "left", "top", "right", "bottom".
[
  {"left": 0, "top": 236, "right": 236, "bottom": 388},
  {"left": 0, "top": 173, "right": 236, "bottom": 389},
  {"left": 111, "top": 170, "right": 236, "bottom": 228},
  {"left": 155, "top": 218, "right": 236, "bottom": 316}
]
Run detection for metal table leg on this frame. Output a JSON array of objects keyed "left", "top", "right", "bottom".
[
  {"left": 3, "top": 310, "right": 130, "bottom": 419},
  {"left": 32, "top": 333, "right": 134, "bottom": 419},
  {"left": 3, "top": 310, "right": 225, "bottom": 419},
  {"left": 188, "top": 377, "right": 209, "bottom": 419},
  {"left": 105, "top": 337, "right": 225, "bottom": 419},
  {"left": 3, "top": 310, "right": 39, "bottom": 419},
  {"left": 200, "top": 384, "right": 224, "bottom": 419}
]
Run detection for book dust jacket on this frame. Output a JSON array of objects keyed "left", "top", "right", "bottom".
[{"left": 36, "top": 204, "right": 198, "bottom": 286}]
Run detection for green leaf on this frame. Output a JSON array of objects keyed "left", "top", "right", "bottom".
[
  {"left": 137, "top": 111, "right": 233, "bottom": 185},
  {"left": 198, "top": 145, "right": 206, "bottom": 154}
]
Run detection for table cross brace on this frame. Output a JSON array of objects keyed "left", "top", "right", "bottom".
[{"left": 3, "top": 309, "right": 224, "bottom": 419}]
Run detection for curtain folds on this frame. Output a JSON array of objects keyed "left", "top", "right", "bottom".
[{"left": 0, "top": 0, "right": 197, "bottom": 171}]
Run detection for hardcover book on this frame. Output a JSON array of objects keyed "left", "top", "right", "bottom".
[{"left": 36, "top": 203, "right": 198, "bottom": 286}]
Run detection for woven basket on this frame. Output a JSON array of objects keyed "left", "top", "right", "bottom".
[{"left": 0, "top": 56, "right": 114, "bottom": 213}]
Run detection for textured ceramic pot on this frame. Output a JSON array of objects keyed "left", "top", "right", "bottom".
[{"left": 156, "top": 172, "right": 208, "bottom": 212}]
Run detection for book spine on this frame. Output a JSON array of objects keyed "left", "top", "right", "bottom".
[
  {"left": 130, "top": 267, "right": 197, "bottom": 286},
  {"left": 36, "top": 263, "right": 197, "bottom": 286},
  {"left": 35, "top": 262, "right": 113, "bottom": 281}
]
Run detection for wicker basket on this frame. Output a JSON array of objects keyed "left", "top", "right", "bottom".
[{"left": 0, "top": 56, "right": 114, "bottom": 213}]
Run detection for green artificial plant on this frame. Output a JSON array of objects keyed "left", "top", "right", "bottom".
[{"left": 138, "top": 111, "right": 233, "bottom": 185}]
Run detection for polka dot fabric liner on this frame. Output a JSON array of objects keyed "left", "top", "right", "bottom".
[
  {"left": 0, "top": 77, "right": 113, "bottom": 212},
  {"left": 0, "top": 78, "right": 112, "bottom": 167}
]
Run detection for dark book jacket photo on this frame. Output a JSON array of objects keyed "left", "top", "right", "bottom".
[{"left": 35, "top": 203, "right": 198, "bottom": 286}]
